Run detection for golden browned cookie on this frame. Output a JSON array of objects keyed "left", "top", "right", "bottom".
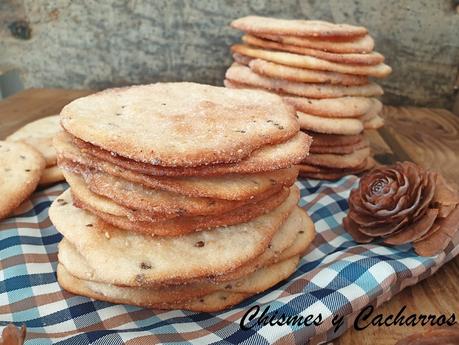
[
  {"left": 69, "top": 131, "right": 312, "bottom": 176},
  {"left": 283, "top": 96, "right": 376, "bottom": 118},
  {"left": 226, "top": 63, "right": 384, "bottom": 98},
  {"left": 72, "top": 186, "right": 290, "bottom": 236},
  {"left": 231, "top": 45, "right": 392, "bottom": 77},
  {"left": 231, "top": 16, "right": 368, "bottom": 38},
  {"left": 297, "top": 111, "right": 364, "bottom": 135},
  {"left": 259, "top": 33, "right": 375, "bottom": 53},
  {"left": 55, "top": 131, "right": 298, "bottom": 200},
  {"left": 49, "top": 187, "right": 299, "bottom": 285},
  {"left": 59, "top": 206, "right": 315, "bottom": 286},
  {"left": 309, "top": 137, "right": 369, "bottom": 154},
  {"left": 302, "top": 130, "right": 365, "bottom": 147},
  {"left": 38, "top": 165, "right": 64, "bottom": 186},
  {"left": 0, "top": 141, "right": 46, "bottom": 220},
  {"left": 248, "top": 59, "right": 368, "bottom": 85},
  {"left": 65, "top": 170, "right": 283, "bottom": 222},
  {"left": 301, "top": 147, "right": 371, "bottom": 169},
  {"left": 61, "top": 83, "right": 299, "bottom": 167},
  {"left": 243, "top": 35, "right": 384, "bottom": 65},
  {"left": 7, "top": 115, "right": 61, "bottom": 167},
  {"left": 299, "top": 157, "right": 375, "bottom": 180}
]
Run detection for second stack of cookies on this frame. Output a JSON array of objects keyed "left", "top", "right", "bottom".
[
  {"left": 51, "top": 82, "right": 315, "bottom": 312},
  {"left": 225, "top": 16, "right": 391, "bottom": 180}
]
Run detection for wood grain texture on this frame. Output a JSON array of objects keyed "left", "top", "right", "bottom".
[
  {"left": 380, "top": 106, "right": 459, "bottom": 188},
  {"left": 0, "top": 88, "right": 92, "bottom": 139},
  {"left": 0, "top": 90, "right": 458, "bottom": 345}
]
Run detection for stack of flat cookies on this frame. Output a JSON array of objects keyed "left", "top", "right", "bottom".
[
  {"left": 225, "top": 16, "right": 392, "bottom": 180},
  {"left": 50, "top": 82, "right": 316, "bottom": 312}
]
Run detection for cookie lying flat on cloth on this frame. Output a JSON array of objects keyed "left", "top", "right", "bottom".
[
  {"left": 0, "top": 141, "right": 45, "bottom": 220},
  {"left": 7, "top": 115, "right": 61, "bottom": 167}
]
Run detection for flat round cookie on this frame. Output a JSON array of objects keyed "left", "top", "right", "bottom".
[
  {"left": 231, "top": 45, "right": 392, "bottom": 77},
  {"left": 231, "top": 16, "right": 368, "bottom": 38},
  {"left": 302, "top": 130, "right": 364, "bottom": 147},
  {"left": 259, "top": 33, "right": 375, "bottom": 53},
  {"left": 297, "top": 112, "right": 364, "bottom": 135},
  {"left": 72, "top": 186, "right": 290, "bottom": 236},
  {"left": 58, "top": 265, "right": 253, "bottom": 312},
  {"left": 73, "top": 169, "right": 282, "bottom": 218},
  {"left": 55, "top": 131, "right": 297, "bottom": 200},
  {"left": 299, "top": 157, "right": 375, "bottom": 180},
  {"left": 283, "top": 96, "right": 376, "bottom": 118},
  {"left": 61, "top": 83, "right": 299, "bottom": 167},
  {"left": 39, "top": 165, "right": 64, "bottom": 186},
  {"left": 59, "top": 206, "right": 314, "bottom": 286},
  {"left": 69, "top": 131, "right": 312, "bottom": 176},
  {"left": 362, "top": 114, "right": 384, "bottom": 129},
  {"left": 0, "top": 141, "right": 46, "bottom": 220},
  {"left": 243, "top": 35, "right": 384, "bottom": 65},
  {"left": 232, "top": 53, "right": 253, "bottom": 65},
  {"left": 57, "top": 255, "right": 299, "bottom": 312},
  {"left": 226, "top": 63, "right": 384, "bottom": 98},
  {"left": 301, "top": 147, "right": 371, "bottom": 169},
  {"left": 7, "top": 115, "right": 61, "bottom": 167},
  {"left": 249, "top": 59, "right": 368, "bottom": 85},
  {"left": 309, "top": 137, "right": 369, "bottom": 154},
  {"left": 49, "top": 187, "right": 299, "bottom": 285}
]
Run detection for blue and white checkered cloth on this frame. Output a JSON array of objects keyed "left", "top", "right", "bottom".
[{"left": 1, "top": 176, "right": 458, "bottom": 344}]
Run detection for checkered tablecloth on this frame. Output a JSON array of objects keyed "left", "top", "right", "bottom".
[{"left": 1, "top": 177, "right": 458, "bottom": 345}]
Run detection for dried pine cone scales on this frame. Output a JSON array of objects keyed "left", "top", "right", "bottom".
[{"left": 343, "top": 161, "right": 459, "bottom": 256}]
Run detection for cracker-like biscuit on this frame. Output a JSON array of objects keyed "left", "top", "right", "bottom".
[
  {"left": 231, "top": 16, "right": 368, "bottom": 38},
  {"left": 38, "top": 165, "right": 64, "bottom": 186},
  {"left": 243, "top": 35, "right": 384, "bottom": 65},
  {"left": 301, "top": 147, "right": 371, "bottom": 169},
  {"left": 66, "top": 169, "right": 282, "bottom": 221},
  {"left": 299, "top": 157, "right": 375, "bottom": 180},
  {"left": 297, "top": 112, "right": 364, "bottom": 135},
  {"left": 73, "top": 186, "right": 290, "bottom": 236},
  {"left": 226, "top": 63, "right": 384, "bottom": 98},
  {"left": 61, "top": 83, "right": 299, "bottom": 167},
  {"left": 309, "top": 137, "right": 369, "bottom": 154},
  {"left": 49, "top": 187, "right": 299, "bottom": 285},
  {"left": 231, "top": 45, "right": 392, "bottom": 77},
  {"left": 362, "top": 114, "right": 384, "bottom": 129},
  {"left": 57, "top": 254, "right": 299, "bottom": 312},
  {"left": 0, "top": 141, "right": 46, "bottom": 220},
  {"left": 249, "top": 59, "right": 368, "bottom": 86},
  {"left": 232, "top": 52, "right": 253, "bottom": 65},
  {"left": 55, "top": 131, "right": 297, "bottom": 200},
  {"left": 59, "top": 206, "right": 314, "bottom": 286},
  {"left": 283, "top": 96, "right": 375, "bottom": 118},
  {"left": 6, "top": 115, "right": 61, "bottom": 167},
  {"left": 302, "top": 130, "right": 364, "bottom": 147},
  {"left": 58, "top": 264, "right": 253, "bottom": 312},
  {"left": 70, "top": 131, "right": 312, "bottom": 176},
  {"left": 259, "top": 33, "right": 375, "bottom": 53}
]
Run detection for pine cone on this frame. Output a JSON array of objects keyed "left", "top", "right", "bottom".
[{"left": 343, "top": 161, "right": 459, "bottom": 256}]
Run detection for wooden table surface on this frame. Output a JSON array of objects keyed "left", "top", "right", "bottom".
[{"left": 1, "top": 89, "right": 459, "bottom": 345}]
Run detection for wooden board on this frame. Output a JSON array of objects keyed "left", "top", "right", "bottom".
[
  {"left": 0, "top": 89, "right": 458, "bottom": 344},
  {"left": 0, "top": 88, "right": 92, "bottom": 139}
]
